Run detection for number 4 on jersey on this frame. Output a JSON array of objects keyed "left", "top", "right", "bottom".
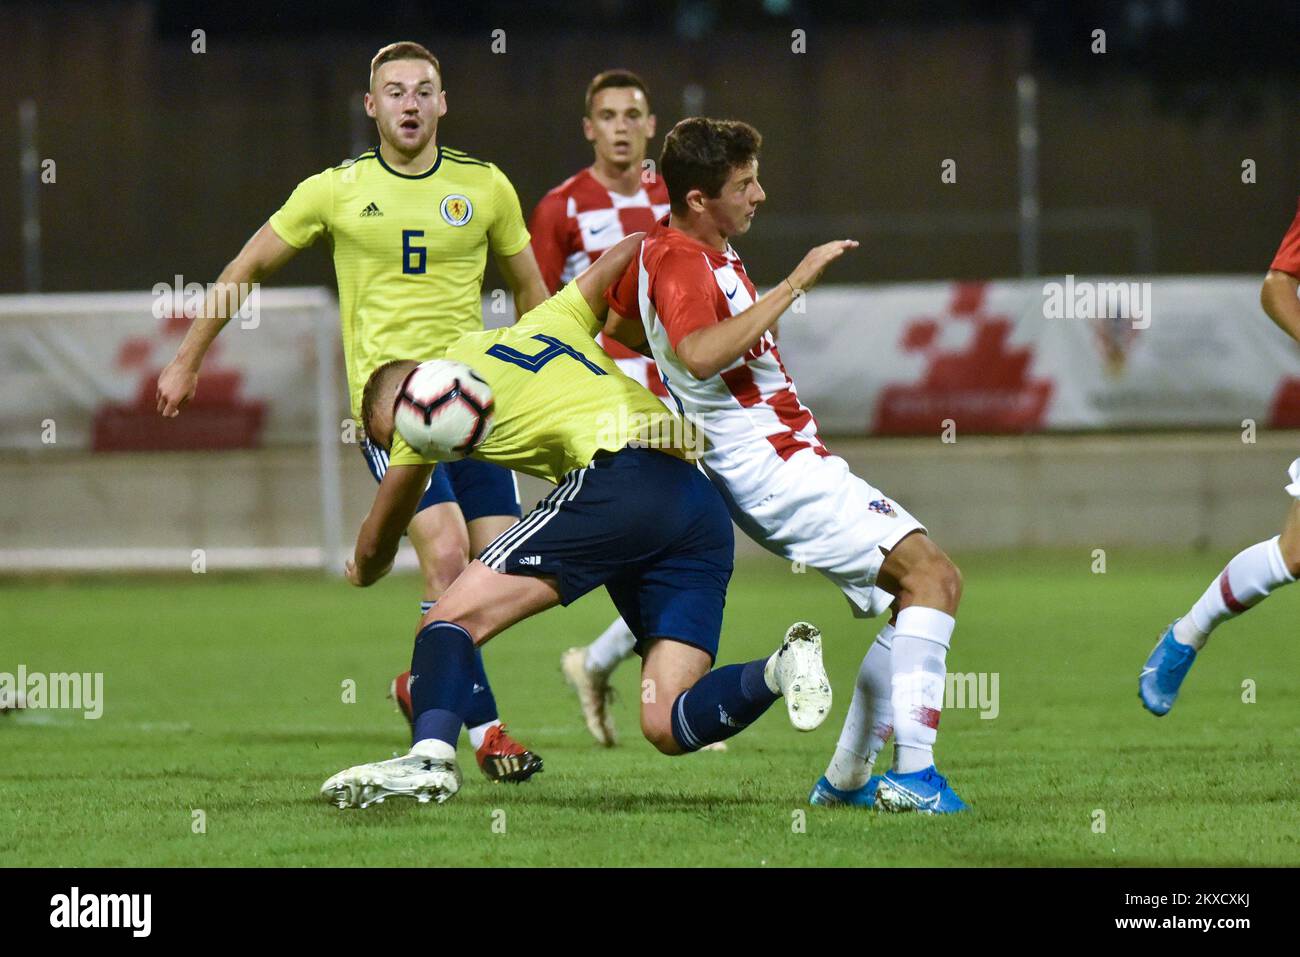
[{"left": 487, "top": 335, "right": 607, "bottom": 376}]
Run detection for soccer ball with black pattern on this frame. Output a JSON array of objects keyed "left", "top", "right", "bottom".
[{"left": 394, "top": 359, "right": 495, "bottom": 461}]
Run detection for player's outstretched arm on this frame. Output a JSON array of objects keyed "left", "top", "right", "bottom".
[
  {"left": 675, "top": 239, "right": 857, "bottom": 381},
  {"left": 496, "top": 246, "right": 550, "bottom": 319},
  {"left": 1261, "top": 269, "right": 1300, "bottom": 344},
  {"left": 347, "top": 462, "right": 435, "bottom": 586},
  {"left": 604, "top": 307, "right": 652, "bottom": 356},
  {"left": 573, "top": 232, "right": 646, "bottom": 320},
  {"left": 156, "top": 223, "right": 300, "bottom": 417}
]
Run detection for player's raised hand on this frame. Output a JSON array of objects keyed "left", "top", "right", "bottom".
[
  {"left": 787, "top": 239, "right": 859, "bottom": 294},
  {"left": 156, "top": 359, "right": 198, "bottom": 417}
]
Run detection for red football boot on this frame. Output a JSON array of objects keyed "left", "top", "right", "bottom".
[
  {"left": 475, "top": 723, "right": 544, "bottom": 783},
  {"left": 388, "top": 671, "right": 543, "bottom": 783}
]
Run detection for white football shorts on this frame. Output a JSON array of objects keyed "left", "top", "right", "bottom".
[{"left": 704, "top": 446, "right": 926, "bottom": 619}]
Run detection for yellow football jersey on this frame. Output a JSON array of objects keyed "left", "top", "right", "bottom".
[
  {"left": 388, "top": 282, "right": 694, "bottom": 483},
  {"left": 268, "top": 146, "right": 531, "bottom": 416}
]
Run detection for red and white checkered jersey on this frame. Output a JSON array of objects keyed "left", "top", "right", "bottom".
[
  {"left": 1270, "top": 197, "right": 1300, "bottom": 278},
  {"left": 531, "top": 169, "right": 671, "bottom": 396},
  {"left": 531, "top": 168, "right": 671, "bottom": 289},
  {"left": 607, "top": 219, "right": 829, "bottom": 479}
]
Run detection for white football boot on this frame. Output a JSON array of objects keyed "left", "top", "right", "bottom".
[
  {"left": 561, "top": 646, "right": 617, "bottom": 747},
  {"left": 764, "top": 621, "right": 832, "bottom": 731},
  {"left": 321, "top": 740, "right": 461, "bottom": 809}
]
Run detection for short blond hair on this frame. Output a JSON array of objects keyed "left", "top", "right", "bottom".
[
  {"left": 361, "top": 359, "right": 417, "bottom": 448},
  {"left": 370, "top": 41, "right": 442, "bottom": 89}
]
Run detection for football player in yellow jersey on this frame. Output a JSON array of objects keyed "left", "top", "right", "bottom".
[
  {"left": 320, "top": 234, "right": 834, "bottom": 808},
  {"left": 153, "top": 41, "right": 552, "bottom": 782}
]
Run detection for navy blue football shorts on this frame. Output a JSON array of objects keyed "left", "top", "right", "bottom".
[
  {"left": 359, "top": 439, "right": 522, "bottom": 521},
  {"left": 477, "top": 447, "right": 735, "bottom": 662}
]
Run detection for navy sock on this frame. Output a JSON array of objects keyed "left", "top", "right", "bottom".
[
  {"left": 460, "top": 647, "right": 501, "bottom": 728},
  {"left": 670, "top": 658, "right": 778, "bottom": 753},
  {"left": 418, "top": 600, "right": 498, "bottom": 729},
  {"left": 410, "top": 621, "right": 477, "bottom": 747}
]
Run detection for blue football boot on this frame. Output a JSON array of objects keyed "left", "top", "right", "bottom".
[
  {"left": 1139, "top": 621, "right": 1197, "bottom": 716},
  {"left": 808, "top": 774, "right": 882, "bottom": 808},
  {"left": 875, "top": 765, "right": 967, "bottom": 814}
]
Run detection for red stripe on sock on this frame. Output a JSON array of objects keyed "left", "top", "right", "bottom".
[
  {"left": 1219, "top": 570, "right": 1248, "bottom": 614},
  {"left": 912, "top": 706, "right": 941, "bottom": 730}
]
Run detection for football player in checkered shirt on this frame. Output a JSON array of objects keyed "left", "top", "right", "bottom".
[
  {"left": 1139, "top": 199, "right": 1300, "bottom": 714},
  {"left": 602, "top": 117, "right": 968, "bottom": 814},
  {"left": 320, "top": 233, "right": 835, "bottom": 809},
  {"left": 529, "top": 70, "right": 680, "bottom": 747}
]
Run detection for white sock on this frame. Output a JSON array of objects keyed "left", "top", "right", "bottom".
[
  {"left": 763, "top": 651, "right": 781, "bottom": 694},
  {"left": 824, "top": 624, "right": 895, "bottom": 791},
  {"left": 584, "top": 617, "right": 638, "bottom": 676},
  {"left": 411, "top": 738, "right": 456, "bottom": 761},
  {"left": 1173, "top": 536, "right": 1295, "bottom": 651},
  {"left": 890, "top": 606, "right": 955, "bottom": 774},
  {"left": 467, "top": 719, "right": 500, "bottom": 751}
]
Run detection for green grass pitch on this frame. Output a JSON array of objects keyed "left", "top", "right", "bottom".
[{"left": 3, "top": 549, "right": 1298, "bottom": 867}]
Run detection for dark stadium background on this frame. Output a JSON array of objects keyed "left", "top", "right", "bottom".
[{"left": 0, "top": 0, "right": 1296, "bottom": 294}]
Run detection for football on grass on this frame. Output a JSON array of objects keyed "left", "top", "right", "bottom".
[{"left": 393, "top": 359, "right": 495, "bottom": 460}]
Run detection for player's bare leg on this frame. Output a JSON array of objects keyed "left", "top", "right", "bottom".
[
  {"left": 1142, "top": 461, "right": 1300, "bottom": 716},
  {"left": 390, "top": 506, "right": 542, "bottom": 782},
  {"left": 466, "top": 514, "right": 516, "bottom": 556},
  {"left": 409, "top": 502, "right": 471, "bottom": 598},
  {"left": 638, "top": 622, "right": 832, "bottom": 757},
  {"left": 419, "top": 559, "right": 561, "bottom": 637},
  {"left": 638, "top": 640, "right": 712, "bottom": 755},
  {"left": 875, "top": 531, "right": 963, "bottom": 617},
  {"left": 868, "top": 531, "right": 967, "bottom": 814}
]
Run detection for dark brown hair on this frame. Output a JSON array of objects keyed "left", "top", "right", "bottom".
[
  {"left": 660, "top": 117, "right": 761, "bottom": 215},
  {"left": 585, "top": 69, "right": 651, "bottom": 116}
]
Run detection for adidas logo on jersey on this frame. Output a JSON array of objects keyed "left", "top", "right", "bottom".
[
  {"left": 517, "top": 555, "right": 541, "bottom": 566},
  {"left": 360, "top": 202, "right": 383, "bottom": 217}
]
